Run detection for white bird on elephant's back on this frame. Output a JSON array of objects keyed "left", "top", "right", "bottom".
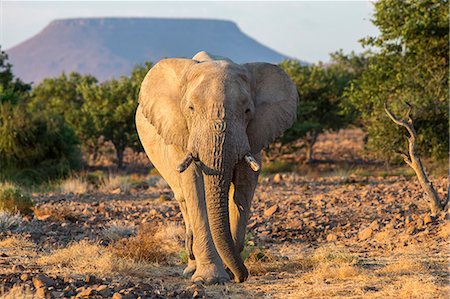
[{"left": 136, "top": 51, "right": 298, "bottom": 284}]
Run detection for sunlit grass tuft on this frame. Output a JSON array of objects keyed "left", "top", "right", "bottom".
[{"left": 59, "top": 176, "right": 89, "bottom": 194}]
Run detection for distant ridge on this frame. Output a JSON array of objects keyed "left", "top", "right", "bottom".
[{"left": 7, "top": 17, "right": 296, "bottom": 83}]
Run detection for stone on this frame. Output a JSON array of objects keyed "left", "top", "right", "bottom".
[
  {"left": 358, "top": 227, "right": 373, "bottom": 240},
  {"left": 424, "top": 215, "right": 434, "bottom": 225},
  {"left": 405, "top": 224, "right": 416, "bottom": 235},
  {"left": 76, "top": 287, "right": 93, "bottom": 298},
  {"left": 19, "top": 273, "right": 29, "bottom": 281},
  {"left": 273, "top": 173, "right": 283, "bottom": 183},
  {"left": 95, "top": 285, "right": 108, "bottom": 292},
  {"left": 112, "top": 293, "right": 123, "bottom": 299},
  {"left": 52, "top": 291, "right": 65, "bottom": 298},
  {"left": 35, "top": 287, "right": 46, "bottom": 298},
  {"left": 326, "top": 233, "right": 338, "bottom": 242},
  {"left": 32, "top": 276, "right": 45, "bottom": 289},
  {"left": 264, "top": 204, "right": 279, "bottom": 217},
  {"left": 85, "top": 274, "right": 96, "bottom": 284},
  {"left": 12, "top": 264, "right": 25, "bottom": 271},
  {"left": 112, "top": 188, "right": 121, "bottom": 194}
]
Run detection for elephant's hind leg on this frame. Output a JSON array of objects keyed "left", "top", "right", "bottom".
[{"left": 178, "top": 199, "right": 196, "bottom": 277}]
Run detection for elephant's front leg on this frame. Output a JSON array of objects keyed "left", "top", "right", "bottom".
[
  {"left": 229, "top": 153, "right": 261, "bottom": 254},
  {"left": 181, "top": 166, "right": 229, "bottom": 284}
]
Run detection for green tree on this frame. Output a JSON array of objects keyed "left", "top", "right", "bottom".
[
  {"left": 29, "top": 72, "right": 99, "bottom": 155},
  {"left": 343, "top": 0, "right": 448, "bottom": 161},
  {"left": 279, "top": 54, "right": 364, "bottom": 163},
  {"left": 79, "top": 63, "right": 151, "bottom": 168},
  {"left": 0, "top": 51, "right": 80, "bottom": 184}
]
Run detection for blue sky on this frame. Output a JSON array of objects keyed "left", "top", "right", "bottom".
[{"left": 2, "top": 1, "right": 378, "bottom": 63}]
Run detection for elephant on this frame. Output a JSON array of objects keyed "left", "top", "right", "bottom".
[{"left": 135, "top": 51, "right": 298, "bottom": 284}]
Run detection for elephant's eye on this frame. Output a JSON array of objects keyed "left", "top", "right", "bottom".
[
  {"left": 245, "top": 108, "right": 251, "bottom": 114},
  {"left": 188, "top": 105, "right": 194, "bottom": 112}
]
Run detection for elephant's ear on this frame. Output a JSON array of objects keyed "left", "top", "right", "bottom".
[
  {"left": 244, "top": 63, "right": 299, "bottom": 153},
  {"left": 139, "top": 58, "right": 197, "bottom": 148}
]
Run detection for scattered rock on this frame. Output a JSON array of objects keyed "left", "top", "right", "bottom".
[
  {"left": 20, "top": 273, "right": 30, "bottom": 281},
  {"left": 111, "top": 188, "right": 121, "bottom": 194},
  {"left": 358, "top": 227, "right": 373, "bottom": 240},
  {"left": 264, "top": 204, "right": 279, "bottom": 217}
]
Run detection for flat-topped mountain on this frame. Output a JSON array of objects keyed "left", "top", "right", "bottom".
[{"left": 7, "top": 18, "right": 294, "bottom": 83}]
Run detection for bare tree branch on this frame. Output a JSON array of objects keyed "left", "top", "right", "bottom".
[{"left": 384, "top": 102, "right": 444, "bottom": 215}]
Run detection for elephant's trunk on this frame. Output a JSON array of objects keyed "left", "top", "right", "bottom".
[{"left": 200, "top": 120, "right": 248, "bottom": 283}]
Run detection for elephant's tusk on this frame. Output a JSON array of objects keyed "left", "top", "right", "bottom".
[
  {"left": 176, "top": 153, "right": 194, "bottom": 173},
  {"left": 244, "top": 153, "right": 260, "bottom": 172}
]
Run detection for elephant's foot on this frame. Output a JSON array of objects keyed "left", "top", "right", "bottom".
[
  {"left": 192, "top": 262, "right": 229, "bottom": 285},
  {"left": 183, "top": 259, "right": 197, "bottom": 278}
]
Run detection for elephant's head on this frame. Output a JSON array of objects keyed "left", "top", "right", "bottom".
[{"left": 139, "top": 55, "right": 298, "bottom": 282}]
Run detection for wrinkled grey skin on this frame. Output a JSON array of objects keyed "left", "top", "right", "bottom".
[{"left": 136, "top": 51, "right": 298, "bottom": 284}]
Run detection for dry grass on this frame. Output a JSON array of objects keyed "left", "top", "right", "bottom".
[
  {"left": 59, "top": 176, "right": 89, "bottom": 194},
  {"left": 99, "top": 174, "right": 135, "bottom": 193},
  {"left": 37, "top": 223, "right": 184, "bottom": 278},
  {"left": 243, "top": 245, "right": 448, "bottom": 299},
  {"left": 380, "top": 257, "right": 427, "bottom": 275},
  {"left": 37, "top": 240, "right": 151, "bottom": 277},
  {"left": 0, "top": 235, "right": 35, "bottom": 249},
  {"left": 0, "top": 284, "right": 34, "bottom": 299}
]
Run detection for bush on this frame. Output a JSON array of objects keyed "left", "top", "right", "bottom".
[
  {"left": 0, "top": 102, "right": 81, "bottom": 184},
  {"left": 0, "top": 182, "right": 34, "bottom": 214}
]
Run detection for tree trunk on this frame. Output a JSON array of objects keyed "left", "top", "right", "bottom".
[
  {"left": 116, "top": 144, "right": 125, "bottom": 169},
  {"left": 304, "top": 132, "right": 318, "bottom": 164},
  {"left": 384, "top": 102, "right": 447, "bottom": 215}
]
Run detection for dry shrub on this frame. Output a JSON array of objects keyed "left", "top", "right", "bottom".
[
  {"left": 110, "top": 222, "right": 183, "bottom": 264},
  {"left": 306, "top": 263, "right": 361, "bottom": 282},
  {"left": 33, "top": 205, "right": 78, "bottom": 222},
  {"left": 101, "top": 221, "right": 136, "bottom": 241},
  {"left": 245, "top": 247, "right": 305, "bottom": 276},
  {"left": 59, "top": 176, "right": 89, "bottom": 194},
  {"left": 300, "top": 247, "right": 363, "bottom": 282},
  {"left": 0, "top": 182, "right": 34, "bottom": 214},
  {"left": 0, "top": 211, "right": 23, "bottom": 232},
  {"left": 0, "top": 284, "right": 33, "bottom": 299}
]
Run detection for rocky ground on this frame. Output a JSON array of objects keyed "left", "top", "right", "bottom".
[{"left": 1, "top": 130, "right": 449, "bottom": 298}]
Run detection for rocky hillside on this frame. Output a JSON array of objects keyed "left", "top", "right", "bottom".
[{"left": 7, "top": 18, "right": 292, "bottom": 83}]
